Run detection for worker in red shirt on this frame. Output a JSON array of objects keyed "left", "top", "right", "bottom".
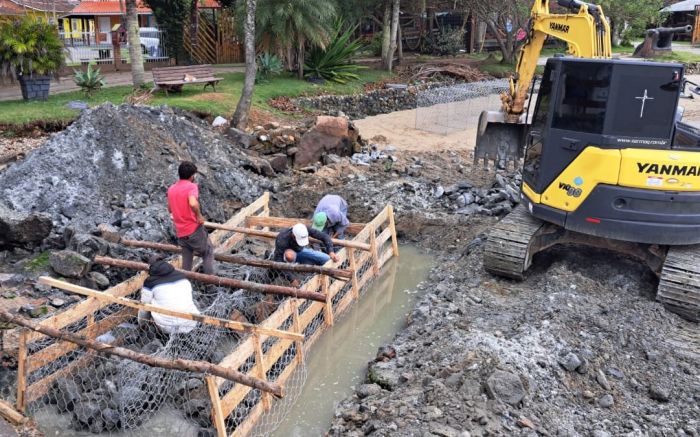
[{"left": 167, "top": 161, "right": 214, "bottom": 274}]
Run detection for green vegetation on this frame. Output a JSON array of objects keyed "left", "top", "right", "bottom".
[
  {"left": 0, "top": 17, "right": 65, "bottom": 79},
  {"left": 256, "top": 53, "right": 283, "bottom": 83},
  {"left": 0, "top": 69, "right": 391, "bottom": 127},
  {"left": 73, "top": 64, "right": 106, "bottom": 97},
  {"left": 305, "top": 21, "right": 366, "bottom": 83},
  {"left": 25, "top": 251, "right": 50, "bottom": 272}
]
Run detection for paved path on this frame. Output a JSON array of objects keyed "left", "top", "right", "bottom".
[{"left": 0, "top": 65, "right": 244, "bottom": 102}]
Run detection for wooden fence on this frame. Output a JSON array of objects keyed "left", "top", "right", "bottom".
[{"left": 11, "top": 192, "right": 399, "bottom": 437}]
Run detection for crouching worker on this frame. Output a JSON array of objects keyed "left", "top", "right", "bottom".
[
  {"left": 274, "top": 223, "right": 339, "bottom": 287},
  {"left": 312, "top": 194, "right": 349, "bottom": 239},
  {"left": 138, "top": 260, "right": 200, "bottom": 335}
]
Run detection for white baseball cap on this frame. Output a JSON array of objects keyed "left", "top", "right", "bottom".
[{"left": 292, "top": 223, "right": 309, "bottom": 246}]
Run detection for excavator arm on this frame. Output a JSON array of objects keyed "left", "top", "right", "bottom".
[{"left": 475, "top": 0, "right": 611, "bottom": 167}]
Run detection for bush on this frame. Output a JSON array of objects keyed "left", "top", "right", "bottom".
[
  {"left": 365, "top": 33, "right": 383, "bottom": 57},
  {"left": 256, "top": 52, "right": 283, "bottom": 83},
  {"left": 0, "top": 17, "right": 65, "bottom": 81},
  {"left": 304, "top": 21, "right": 366, "bottom": 84},
  {"left": 73, "top": 64, "right": 106, "bottom": 97}
]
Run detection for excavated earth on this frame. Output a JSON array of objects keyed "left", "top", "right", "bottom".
[{"left": 1, "top": 104, "right": 699, "bottom": 437}]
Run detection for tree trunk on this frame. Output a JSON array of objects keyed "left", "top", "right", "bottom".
[
  {"left": 398, "top": 24, "right": 403, "bottom": 62},
  {"left": 297, "top": 36, "right": 305, "bottom": 80},
  {"left": 486, "top": 19, "right": 513, "bottom": 64},
  {"left": 386, "top": 0, "right": 400, "bottom": 72},
  {"left": 125, "top": 0, "right": 145, "bottom": 87},
  {"left": 232, "top": 0, "right": 257, "bottom": 130},
  {"left": 381, "top": 0, "right": 391, "bottom": 69},
  {"left": 189, "top": 0, "right": 199, "bottom": 52}
]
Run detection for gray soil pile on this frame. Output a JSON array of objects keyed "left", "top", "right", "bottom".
[
  {"left": 329, "top": 241, "right": 700, "bottom": 436},
  {"left": 0, "top": 104, "right": 275, "bottom": 241}
]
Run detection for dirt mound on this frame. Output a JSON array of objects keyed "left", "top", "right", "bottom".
[{"left": 0, "top": 104, "right": 275, "bottom": 241}]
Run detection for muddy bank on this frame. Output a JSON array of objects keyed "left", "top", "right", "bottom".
[{"left": 328, "top": 222, "right": 700, "bottom": 436}]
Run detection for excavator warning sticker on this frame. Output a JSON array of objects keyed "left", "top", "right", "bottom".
[{"left": 646, "top": 176, "right": 663, "bottom": 187}]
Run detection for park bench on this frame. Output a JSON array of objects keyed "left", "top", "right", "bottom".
[{"left": 152, "top": 64, "right": 222, "bottom": 94}]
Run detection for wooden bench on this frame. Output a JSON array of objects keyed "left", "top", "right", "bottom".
[{"left": 152, "top": 64, "right": 223, "bottom": 94}]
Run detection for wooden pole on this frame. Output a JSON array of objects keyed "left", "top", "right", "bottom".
[
  {"left": 253, "top": 334, "right": 270, "bottom": 411},
  {"left": 15, "top": 330, "right": 27, "bottom": 413},
  {"left": 245, "top": 216, "right": 365, "bottom": 234},
  {"left": 369, "top": 225, "right": 380, "bottom": 277},
  {"left": 206, "top": 376, "right": 227, "bottom": 437},
  {"left": 38, "top": 277, "right": 303, "bottom": 342},
  {"left": 291, "top": 300, "right": 304, "bottom": 365},
  {"left": 0, "top": 399, "right": 26, "bottom": 426},
  {"left": 387, "top": 205, "right": 400, "bottom": 257},
  {"left": 0, "top": 308, "right": 284, "bottom": 398},
  {"left": 322, "top": 275, "right": 333, "bottom": 327},
  {"left": 93, "top": 256, "right": 327, "bottom": 303},
  {"left": 119, "top": 238, "right": 352, "bottom": 279},
  {"left": 347, "top": 248, "right": 360, "bottom": 300},
  {"left": 203, "top": 222, "right": 371, "bottom": 251}
]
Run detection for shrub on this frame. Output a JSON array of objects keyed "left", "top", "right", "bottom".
[
  {"left": 73, "top": 64, "right": 106, "bottom": 97},
  {"left": 256, "top": 52, "right": 283, "bottom": 83},
  {"left": 422, "top": 26, "right": 465, "bottom": 57},
  {"left": 0, "top": 17, "right": 65, "bottom": 82},
  {"left": 304, "top": 21, "right": 366, "bottom": 84}
]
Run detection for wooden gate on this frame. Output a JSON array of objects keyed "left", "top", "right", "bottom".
[{"left": 184, "top": 10, "right": 243, "bottom": 64}]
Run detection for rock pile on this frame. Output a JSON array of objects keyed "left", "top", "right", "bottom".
[{"left": 0, "top": 104, "right": 276, "bottom": 242}]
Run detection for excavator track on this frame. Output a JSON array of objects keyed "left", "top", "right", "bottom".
[
  {"left": 483, "top": 205, "right": 545, "bottom": 280},
  {"left": 657, "top": 246, "right": 700, "bottom": 322}
]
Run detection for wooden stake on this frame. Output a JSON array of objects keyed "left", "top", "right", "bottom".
[
  {"left": 206, "top": 376, "right": 227, "bottom": 437},
  {"left": 0, "top": 308, "right": 284, "bottom": 398},
  {"left": 204, "top": 222, "right": 371, "bottom": 251},
  {"left": 0, "top": 399, "right": 26, "bottom": 425},
  {"left": 119, "top": 238, "right": 352, "bottom": 279},
  {"left": 347, "top": 248, "right": 360, "bottom": 300},
  {"left": 38, "top": 277, "right": 302, "bottom": 342},
  {"left": 388, "top": 205, "right": 400, "bottom": 257},
  {"left": 15, "top": 330, "right": 27, "bottom": 413},
  {"left": 245, "top": 216, "right": 365, "bottom": 234},
  {"left": 369, "top": 225, "right": 380, "bottom": 277},
  {"left": 93, "top": 256, "right": 327, "bottom": 303},
  {"left": 253, "top": 334, "right": 270, "bottom": 411},
  {"left": 291, "top": 300, "right": 304, "bottom": 365},
  {"left": 322, "top": 275, "right": 333, "bottom": 327}
]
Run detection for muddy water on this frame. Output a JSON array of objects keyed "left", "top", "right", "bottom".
[{"left": 269, "top": 245, "right": 431, "bottom": 437}]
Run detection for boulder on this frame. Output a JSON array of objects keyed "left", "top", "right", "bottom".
[
  {"left": 0, "top": 203, "right": 52, "bottom": 248},
  {"left": 97, "top": 223, "right": 121, "bottom": 243},
  {"left": 267, "top": 154, "right": 288, "bottom": 173},
  {"left": 357, "top": 383, "right": 382, "bottom": 399},
  {"left": 50, "top": 250, "right": 91, "bottom": 278},
  {"left": 367, "top": 361, "right": 400, "bottom": 390},
  {"left": 294, "top": 116, "right": 358, "bottom": 168},
  {"left": 485, "top": 369, "right": 527, "bottom": 406},
  {"left": 225, "top": 127, "right": 256, "bottom": 149},
  {"left": 69, "top": 233, "right": 110, "bottom": 259}
]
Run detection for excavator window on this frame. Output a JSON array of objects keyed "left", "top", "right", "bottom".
[
  {"left": 552, "top": 63, "right": 612, "bottom": 134},
  {"left": 523, "top": 64, "right": 554, "bottom": 187}
]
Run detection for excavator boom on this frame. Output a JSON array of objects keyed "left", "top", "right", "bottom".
[{"left": 474, "top": 0, "right": 612, "bottom": 168}]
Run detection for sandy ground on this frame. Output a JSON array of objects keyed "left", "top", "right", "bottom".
[{"left": 356, "top": 74, "right": 700, "bottom": 153}]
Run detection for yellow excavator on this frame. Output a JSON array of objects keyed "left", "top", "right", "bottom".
[{"left": 475, "top": 0, "right": 700, "bottom": 322}]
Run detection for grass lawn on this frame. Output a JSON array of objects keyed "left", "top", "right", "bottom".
[{"left": 0, "top": 69, "right": 391, "bottom": 128}]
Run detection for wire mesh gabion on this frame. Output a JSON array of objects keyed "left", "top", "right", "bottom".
[{"left": 415, "top": 79, "right": 510, "bottom": 135}]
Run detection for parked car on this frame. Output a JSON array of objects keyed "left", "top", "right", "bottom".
[{"left": 138, "top": 27, "right": 162, "bottom": 57}]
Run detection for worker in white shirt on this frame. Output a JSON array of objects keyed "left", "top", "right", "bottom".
[{"left": 139, "top": 260, "right": 200, "bottom": 335}]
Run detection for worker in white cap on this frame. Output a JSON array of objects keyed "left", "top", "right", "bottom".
[{"left": 273, "top": 223, "right": 339, "bottom": 286}]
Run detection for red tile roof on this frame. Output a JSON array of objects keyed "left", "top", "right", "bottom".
[
  {"left": 0, "top": 0, "right": 23, "bottom": 15},
  {"left": 69, "top": 0, "right": 220, "bottom": 16},
  {"left": 9, "top": 0, "right": 77, "bottom": 13}
]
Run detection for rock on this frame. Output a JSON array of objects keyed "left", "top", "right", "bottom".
[
  {"left": 429, "top": 422, "right": 459, "bottom": 437},
  {"left": 225, "top": 127, "right": 255, "bottom": 148},
  {"left": 87, "top": 271, "right": 110, "bottom": 289},
  {"left": 73, "top": 400, "right": 104, "bottom": 433},
  {"left": 212, "top": 116, "right": 228, "bottom": 127},
  {"left": 21, "top": 304, "right": 49, "bottom": 318},
  {"left": 0, "top": 204, "right": 52, "bottom": 248},
  {"left": 295, "top": 116, "right": 357, "bottom": 168},
  {"left": 286, "top": 147, "right": 298, "bottom": 156},
  {"left": 0, "top": 273, "right": 24, "bottom": 288},
  {"left": 649, "top": 384, "right": 671, "bottom": 402},
  {"left": 51, "top": 378, "right": 81, "bottom": 413},
  {"left": 69, "top": 233, "right": 110, "bottom": 259},
  {"left": 267, "top": 154, "right": 288, "bottom": 173},
  {"left": 456, "top": 193, "right": 474, "bottom": 208},
  {"left": 598, "top": 394, "right": 614, "bottom": 408},
  {"left": 66, "top": 100, "right": 88, "bottom": 110},
  {"left": 367, "top": 361, "right": 400, "bottom": 390},
  {"left": 50, "top": 298, "right": 66, "bottom": 308},
  {"left": 517, "top": 417, "right": 536, "bottom": 429},
  {"left": 97, "top": 223, "right": 121, "bottom": 243},
  {"left": 375, "top": 345, "right": 396, "bottom": 361},
  {"left": 197, "top": 428, "right": 217, "bottom": 437},
  {"left": 485, "top": 370, "right": 527, "bottom": 406},
  {"left": 582, "top": 390, "right": 595, "bottom": 399},
  {"left": 182, "top": 399, "right": 211, "bottom": 427},
  {"left": 50, "top": 250, "right": 91, "bottom": 278},
  {"left": 434, "top": 185, "right": 445, "bottom": 198},
  {"left": 423, "top": 406, "right": 443, "bottom": 420},
  {"left": 559, "top": 352, "right": 582, "bottom": 372},
  {"left": 357, "top": 383, "right": 382, "bottom": 398},
  {"left": 606, "top": 368, "right": 625, "bottom": 379},
  {"left": 322, "top": 154, "right": 343, "bottom": 166},
  {"left": 596, "top": 369, "right": 612, "bottom": 391},
  {"left": 592, "top": 431, "right": 611, "bottom": 437}
]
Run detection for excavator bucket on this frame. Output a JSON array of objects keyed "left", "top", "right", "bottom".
[{"left": 474, "top": 110, "right": 527, "bottom": 170}]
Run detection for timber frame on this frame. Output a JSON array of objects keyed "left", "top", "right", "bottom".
[{"left": 7, "top": 192, "right": 399, "bottom": 437}]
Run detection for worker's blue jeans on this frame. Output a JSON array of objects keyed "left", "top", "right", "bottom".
[{"left": 296, "top": 248, "right": 330, "bottom": 265}]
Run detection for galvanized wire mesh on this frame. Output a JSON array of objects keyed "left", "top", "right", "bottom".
[{"left": 415, "top": 79, "right": 510, "bottom": 135}]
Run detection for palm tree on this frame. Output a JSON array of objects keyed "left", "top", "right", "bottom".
[
  {"left": 123, "top": 0, "right": 145, "bottom": 87},
  {"left": 255, "top": 0, "right": 337, "bottom": 79},
  {"left": 232, "top": 0, "right": 257, "bottom": 129}
]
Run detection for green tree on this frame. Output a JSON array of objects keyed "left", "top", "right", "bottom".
[
  {"left": 124, "top": 0, "right": 145, "bottom": 87},
  {"left": 254, "top": 0, "right": 337, "bottom": 79},
  {"left": 232, "top": 0, "right": 257, "bottom": 128},
  {"left": 144, "top": 0, "right": 192, "bottom": 63},
  {"left": 598, "top": 0, "right": 664, "bottom": 46}
]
